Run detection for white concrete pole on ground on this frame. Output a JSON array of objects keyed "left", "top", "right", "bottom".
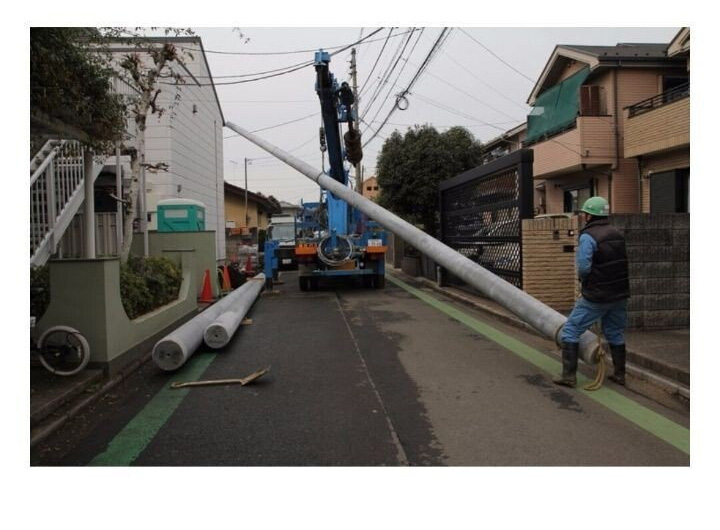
[
  {"left": 153, "top": 273, "right": 266, "bottom": 371},
  {"left": 204, "top": 275, "right": 265, "bottom": 349}
]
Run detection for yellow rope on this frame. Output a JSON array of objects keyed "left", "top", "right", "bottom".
[{"left": 583, "top": 322, "right": 606, "bottom": 391}]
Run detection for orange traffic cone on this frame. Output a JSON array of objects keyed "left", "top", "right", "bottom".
[
  {"left": 199, "top": 269, "right": 214, "bottom": 303},
  {"left": 222, "top": 265, "right": 232, "bottom": 291},
  {"left": 245, "top": 255, "right": 254, "bottom": 275}
]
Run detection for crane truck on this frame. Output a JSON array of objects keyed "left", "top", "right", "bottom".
[{"left": 264, "top": 50, "right": 388, "bottom": 290}]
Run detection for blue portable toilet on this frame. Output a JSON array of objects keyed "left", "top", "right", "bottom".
[{"left": 157, "top": 199, "right": 206, "bottom": 232}]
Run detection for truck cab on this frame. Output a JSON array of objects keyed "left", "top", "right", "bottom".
[{"left": 267, "top": 214, "right": 298, "bottom": 270}]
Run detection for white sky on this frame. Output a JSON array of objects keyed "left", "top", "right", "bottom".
[{"left": 193, "top": 26, "right": 681, "bottom": 205}]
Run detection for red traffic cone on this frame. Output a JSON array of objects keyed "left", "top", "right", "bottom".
[
  {"left": 244, "top": 255, "right": 254, "bottom": 275},
  {"left": 222, "top": 265, "right": 232, "bottom": 291},
  {"left": 199, "top": 269, "right": 214, "bottom": 303}
]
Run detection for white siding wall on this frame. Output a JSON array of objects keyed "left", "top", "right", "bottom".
[{"left": 114, "top": 42, "right": 226, "bottom": 260}]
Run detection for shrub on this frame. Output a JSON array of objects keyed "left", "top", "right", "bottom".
[
  {"left": 31, "top": 265, "right": 50, "bottom": 319},
  {"left": 120, "top": 256, "right": 182, "bottom": 319}
]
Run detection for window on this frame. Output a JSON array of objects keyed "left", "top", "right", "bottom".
[
  {"left": 580, "top": 85, "right": 602, "bottom": 116},
  {"left": 563, "top": 186, "right": 592, "bottom": 214},
  {"left": 650, "top": 168, "right": 689, "bottom": 213},
  {"left": 366, "top": 186, "right": 372, "bottom": 191},
  {"left": 373, "top": 186, "right": 379, "bottom": 191}
]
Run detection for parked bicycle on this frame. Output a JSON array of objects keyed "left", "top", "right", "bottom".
[{"left": 31, "top": 319, "right": 90, "bottom": 376}]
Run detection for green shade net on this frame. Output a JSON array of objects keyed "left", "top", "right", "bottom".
[{"left": 526, "top": 66, "right": 590, "bottom": 143}]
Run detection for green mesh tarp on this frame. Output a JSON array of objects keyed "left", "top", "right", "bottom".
[{"left": 526, "top": 67, "right": 590, "bottom": 143}]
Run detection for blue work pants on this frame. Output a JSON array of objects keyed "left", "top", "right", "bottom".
[{"left": 561, "top": 297, "right": 628, "bottom": 346}]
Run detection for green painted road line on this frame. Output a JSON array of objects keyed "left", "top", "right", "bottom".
[
  {"left": 89, "top": 352, "right": 216, "bottom": 466},
  {"left": 387, "top": 273, "right": 690, "bottom": 455}
]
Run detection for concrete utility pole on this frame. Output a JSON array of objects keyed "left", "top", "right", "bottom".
[
  {"left": 350, "top": 48, "right": 362, "bottom": 193},
  {"left": 244, "top": 158, "right": 250, "bottom": 226}
]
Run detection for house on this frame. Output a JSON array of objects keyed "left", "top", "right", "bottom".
[
  {"left": 109, "top": 36, "right": 226, "bottom": 259},
  {"left": 524, "top": 38, "right": 688, "bottom": 214},
  {"left": 33, "top": 36, "right": 227, "bottom": 263},
  {"left": 224, "top": 181, "right": 281, "bottom": 253},
  {"left": 278, "top": 200, "right": 302, "bottom": 218},
  {"left": 362, "top": 176, "right": 381, "bottom": 200},
  {"left": 624, "top": 27, "right": 690, "bottom": 213}
]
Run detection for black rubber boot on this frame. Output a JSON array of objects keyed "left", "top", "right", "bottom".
[
  {"left": 553, "top": 342, "right": 579, "bottom": 388},
  {"left": 608, "top": 344, "right": 626, "bottom": 385}
]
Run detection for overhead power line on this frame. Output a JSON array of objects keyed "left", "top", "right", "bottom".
[
  {"left": 179, "top": 28, "right": 412, "bottom": 56},
  {"left": 458, "top": 28, "right": 536, "bottom": 83},
  {"left": 166, "top": 28, "right": 386, "bottom": 87},
  {"left": 363, "top": 27, "right": 451, "bottom": 147}
]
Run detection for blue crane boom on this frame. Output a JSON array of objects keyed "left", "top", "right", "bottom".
[{"left": 263, "top": 50, "right": 387, "bottom": 291}]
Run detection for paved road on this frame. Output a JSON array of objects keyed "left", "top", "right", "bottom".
[{"left": 31, "top": 271, "right": 689, "bottom": 466}]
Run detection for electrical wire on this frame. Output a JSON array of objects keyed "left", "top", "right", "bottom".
[
  {"left": 165, "top": 28, "right": 386, "bottom": 87},
  {"left": 177, "top": 28, "right": 411, "bottom": 56},
  {"left": 458, "top": 28, "right": 536, "bottom": 83},
  {"left": 363, "top": 28, "right": 451, "bottom": 147}
]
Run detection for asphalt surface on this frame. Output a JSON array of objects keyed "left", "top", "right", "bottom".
[{"left": 31, "top": 271, "right": 689, "bottom": 466}]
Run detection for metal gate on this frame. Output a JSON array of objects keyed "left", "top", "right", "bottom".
[{"left": 439, "top": 149, "right": 533, "bottom": 290}]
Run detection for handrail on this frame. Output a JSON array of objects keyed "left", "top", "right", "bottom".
[
  {"left": 30, "top": 141, "right": 66, "bottom": 185},
  {"left": 627, "top": 82, "right": 690, "bottom": 118}
]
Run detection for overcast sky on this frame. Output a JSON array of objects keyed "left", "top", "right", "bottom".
[{"left": 188, "top": 26, "right": 680, "bottom": 205}]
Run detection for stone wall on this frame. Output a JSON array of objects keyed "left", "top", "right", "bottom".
[{"left": 612, "top": 213, "right": 690, "bottom": 329}]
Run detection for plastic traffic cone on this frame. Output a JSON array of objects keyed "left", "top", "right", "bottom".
[
  {"left": 199, "top": 269, "right": 214, "bottom": 302},
  {"left": 244, "top": 255, "right": 254, "bottom": 275},
  {"left": 222, "top": 265, "right": 232, "bottom": 291}
]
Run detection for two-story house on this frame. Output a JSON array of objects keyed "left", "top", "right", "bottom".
[
  {"left": 108, "top": 36, "right": 227, "bottom": 259},
  {"left": 624, "top": 27, "right": 690, "bottom": 213},
  {"left": 224, "top": 181, "right": 281, "bottom": 253},
  {"left": 524, "top": 40, "right": 687, "bottom": 214},
  {"left": 362, "top": 176, "right": 381, "bottom": 200}
]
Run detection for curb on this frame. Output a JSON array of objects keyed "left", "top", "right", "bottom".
[
  {"left": 390, "top": 270, "right": 690, "bottom": 401},
  {"left": 30, "top": 351, "right": 153, "bottom": 448}
]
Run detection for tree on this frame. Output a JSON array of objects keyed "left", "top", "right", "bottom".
[
  {"left": 98, "top": 28, "right": 196, "bottom": 261},
  {"left": 30, "top": 27, "right": 126, "bottom": 150},
  {"left": 376, "top": 125, "right": 484, "bottom": 237}
]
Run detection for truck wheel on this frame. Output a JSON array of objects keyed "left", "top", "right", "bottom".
[
  {"left": 373, "top": 275, "right": 385, "bottom": 289},
  {"left": 299, "top": 276, "right": 310, "bottom": 291}
]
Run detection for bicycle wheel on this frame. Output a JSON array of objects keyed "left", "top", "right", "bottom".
[{"left": 37, "top": 326, "right": 91, "bottom": 376}]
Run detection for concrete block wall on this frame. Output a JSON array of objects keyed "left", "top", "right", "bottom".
[
  {"left": 612, "top": 213, "right": 690, "bottom": 329},
  {"left": 521, "top": 217, "right": 579, "bottom": 312}
]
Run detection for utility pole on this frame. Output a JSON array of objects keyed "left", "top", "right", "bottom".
[
  {"left": 244, "top": 157, "right": 250, "bottom": 226},
  {"left": 350, "top": 48, "right": 362, "bottom": 194}
]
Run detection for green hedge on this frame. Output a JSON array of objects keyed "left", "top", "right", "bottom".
[
  {"left": 120, "top": 256, "right": 183, "bottom": 320},
  {"left": 30, "top": 265, "right": 50, "bottom": 319}
]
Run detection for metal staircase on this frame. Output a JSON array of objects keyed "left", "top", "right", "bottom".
[{"left": 30, "top": 140, "right": 106, "bottom": 266}]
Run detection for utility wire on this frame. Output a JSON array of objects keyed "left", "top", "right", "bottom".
[
  {"left": 363, "top": 29, "right": 423, "bottom": 127},
  {"left": 165, "top": 28, "right": 386, "bottom": 87},
  {"left": 358, "top": 28, "right": 395, "bottom": 99},
  {"left": 361, "top": 29, "right": 415, "bottom": 121},
  {"left": 458, "top": 28, "right": 535, "bottom": 83},
  {"left": 407, "top": 59, "right": 523, "bottom": 122},
  {"left": 178, "top": 28, "right": 411, "bottom": 56},
  {"left": 363, "top": 28, "right": 451, "bottom": 147},
  {"left": 223, "top": 111, "right": 319, "bottom": 139}
]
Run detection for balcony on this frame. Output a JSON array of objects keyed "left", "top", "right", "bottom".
[
  {"left": 528, "top": 116, "right": 616, "bottom": 178},
  {"left": 625, "top": 83, "right": 690, "bottom": 158}
]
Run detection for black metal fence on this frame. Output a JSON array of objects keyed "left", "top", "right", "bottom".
[{"left": 439, "top": 149, "right": 534, "bottom": 290}]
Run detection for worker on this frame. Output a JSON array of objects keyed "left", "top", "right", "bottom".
[{"left": 553, "top": 196, "right": 630, "bottom": 388}]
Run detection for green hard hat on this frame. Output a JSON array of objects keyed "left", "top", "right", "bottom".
[{"left": 581, "top": 196, "right": 609, "bottom": 217}]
